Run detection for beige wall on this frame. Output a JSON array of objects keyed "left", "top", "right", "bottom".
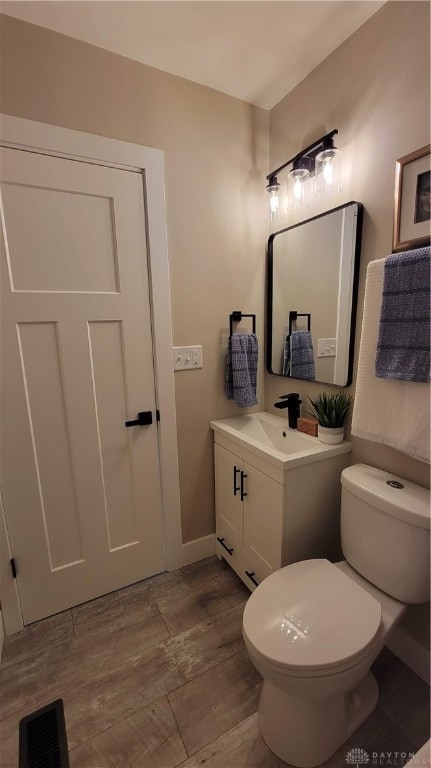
[
  {"left": 0, "top": 14, "right": 269, "bottom": 544},
  {"left": 265, "top": 0, "right": 430, "bottom": 652},
  {"left": 266, "top": 1, "right": 430, "bottom": 489}
]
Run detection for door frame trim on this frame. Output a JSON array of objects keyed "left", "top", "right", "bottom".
[{"left": 0, "top": 114, "right": 184, "bottom": 631}]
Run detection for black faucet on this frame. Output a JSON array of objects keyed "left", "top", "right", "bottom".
[{"left": 274, "top": 393, "right": 302, "bottom": 429}]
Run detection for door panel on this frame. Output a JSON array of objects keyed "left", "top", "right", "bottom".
[
  {"left": 0, "top": 147, "right": 165, "bottom": 624},
  {"left": 16, "top": 320, "right": 84, "bottom": 570},
  {"left": 88, "top": 320, "right": 138, "bottom": 551},
  {"left": 2, "top": 181, "right": 119, "bottom": 293}
]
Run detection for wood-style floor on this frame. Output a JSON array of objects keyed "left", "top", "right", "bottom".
[{"left": 0, "top": 556, "right": 429, "bottom": 767}]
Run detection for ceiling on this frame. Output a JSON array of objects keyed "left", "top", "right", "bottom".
[{"left": 1, "top": 1, "right": 386, "bottom": 109}]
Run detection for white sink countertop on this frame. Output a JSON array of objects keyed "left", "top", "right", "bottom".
[{"left": 210, "top": 411, "right": 352, "bottom": 471}]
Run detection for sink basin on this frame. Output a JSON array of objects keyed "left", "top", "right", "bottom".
[
  {"left": 210, "top": 412, "right": 351, "bottom": 470},
  {"left": 214, "top": 413, "right": 313, "bottom": 453}
]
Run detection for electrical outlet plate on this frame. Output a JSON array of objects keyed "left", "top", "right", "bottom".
[{"left": 173, "top": 345, "right": 203, "bottom": 370}]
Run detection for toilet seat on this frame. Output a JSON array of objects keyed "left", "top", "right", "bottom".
[{"left": 243, "top": 559, "right": 382, "bottom": 676}]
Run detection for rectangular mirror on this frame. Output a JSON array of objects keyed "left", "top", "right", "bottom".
[{"left": 267, "top": 201, "right": 363, "bottom": 386}]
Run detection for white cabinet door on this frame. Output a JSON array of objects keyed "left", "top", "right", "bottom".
[
  {"left": 0, "top": 147, "right": 165, "bottom": 624},
  {"left": 214, "top": 442, "right": 285, "bottom": 588},
  {"left": 214, "top": 444, "right": 244, "bottom": 546},
  {"left": 243, "top": 465, "right": 284, "bottom": 581}
]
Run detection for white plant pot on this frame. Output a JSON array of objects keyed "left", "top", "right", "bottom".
[{"left": 318, "top": 425, "right": 344, "bottom": 444}]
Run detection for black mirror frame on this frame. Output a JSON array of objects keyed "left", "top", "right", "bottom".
[{"left": 266, "top": 201, "right": 363, "bottom": 387}]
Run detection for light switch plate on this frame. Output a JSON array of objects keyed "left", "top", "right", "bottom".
[
  {"left": 318, "top": 338, "right": 337, "bottom": 358},
  {"left": 173, "top": 345, "right": 203, "bottom": 370}
]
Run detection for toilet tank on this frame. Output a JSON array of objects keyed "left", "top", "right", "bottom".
[{"left": 341, "top": 464, "right": 430, "bottom": 604}]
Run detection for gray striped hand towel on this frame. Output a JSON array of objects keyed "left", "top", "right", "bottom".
[
  {"left": 290, "top": 331, "right": 315, "bottom": 381},
  {"left": 375, "top": 247, "right": 430, "bottom": 383},
  {"left": 225, "top": 333, "right": 258, "bottom": 407}
]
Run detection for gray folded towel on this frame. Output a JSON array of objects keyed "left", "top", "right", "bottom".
[
  {"left": 375, "top": 246, "right": 430, "bottom": 383},
  {"left": 225, "top": 333, "right": 258, "bottom": 407},
  {"left": 290, "top": 331, "right": 315, "bottom": 381}
]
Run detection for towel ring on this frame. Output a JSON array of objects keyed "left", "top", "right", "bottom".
[
  {"left": 229, "top": 311, "right": 256, "bottom": 337},
  {"left": 289, "top": 311, "right": 311, "bottom": 336}
]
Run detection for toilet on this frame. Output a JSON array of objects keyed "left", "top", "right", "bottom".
[{"left": 242, "top": 464, "right": 430, "bottom": 768}]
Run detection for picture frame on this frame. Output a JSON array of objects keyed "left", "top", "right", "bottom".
[{"left": 393, "top": 144, "right": 430, "bottom": 252}]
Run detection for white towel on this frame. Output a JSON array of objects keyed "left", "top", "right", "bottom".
[{"left": 351, "top": 257, "right": 430, "bottom": 463}]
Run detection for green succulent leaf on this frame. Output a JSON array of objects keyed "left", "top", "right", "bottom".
[{"left": 307, "top": 391, "right": 353, "bottom": 428}]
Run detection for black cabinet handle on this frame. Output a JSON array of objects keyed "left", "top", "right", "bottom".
[
  {"left": 240, "top": 471, "right": 247, "bottom": 501},
  {"left": 245, "top": 570, "right": 259, "bottom": 587},
  {"left": 217, "top": 536, "right": 233, "bottom": 556},
  {"left": 125, "top": 411, "right": 153, "bottom": 428},
  {"left": 233, "top": 466, "right": 241, "bottom": 496}
]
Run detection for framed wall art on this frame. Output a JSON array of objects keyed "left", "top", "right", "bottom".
[{"left": 393, "top": 144, "right": 430, "bottom": 252}]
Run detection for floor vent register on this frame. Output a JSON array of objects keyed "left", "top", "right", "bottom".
[{"left": 19, "top": 699, "right": 70, "bottom": 768}]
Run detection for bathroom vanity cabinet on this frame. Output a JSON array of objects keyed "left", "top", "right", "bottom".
[
  {"left": 215, "top": 443, "right": 284, "bottom": 587},
  {"left": 211, "top": 414, "right": 352, "bottom": 591}
]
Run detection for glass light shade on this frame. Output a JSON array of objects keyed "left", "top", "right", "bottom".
[
  {"left": 287, "top": 168, "right": 309, "bottom": 209},
  {"left": 315, "top": 147, "right": 341, "bottom": 195},
  {"left": 267, "top": 180, "right": 280, "bottom": 222}
]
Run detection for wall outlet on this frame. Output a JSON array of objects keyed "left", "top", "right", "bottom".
[
  {"left": 173, "top": 345, "right": 203, "bottom": 370},
  {"left": 318, "top": 338, "right": 337, "bottom": 358}
]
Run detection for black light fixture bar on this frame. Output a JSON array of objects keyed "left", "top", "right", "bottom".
[{"left": 266, "top": 129, "right": 338, "bottom": 183}]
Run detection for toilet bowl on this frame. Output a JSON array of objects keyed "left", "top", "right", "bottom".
[
  {"left": 243, "top": 558, "right": 405, "bottom": 767},
  {"left": 242, "top": 465, "right": 430, "bottom": 768}
]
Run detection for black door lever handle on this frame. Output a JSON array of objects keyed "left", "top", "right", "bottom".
[{"left": 125, "top": 411, "right": 153, "bottom": 427}]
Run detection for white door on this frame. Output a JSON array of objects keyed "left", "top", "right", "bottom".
[{"left": 0, "top": 147, "right": 165, "bottom": 624}]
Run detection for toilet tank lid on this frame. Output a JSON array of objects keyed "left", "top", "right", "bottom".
[{"left": 341, "top": 464, "right": 430, "bottom": 530}]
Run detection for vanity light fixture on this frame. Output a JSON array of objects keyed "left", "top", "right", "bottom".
[{"left": 266, "top": 129, "right": 340, "bottom": 218}]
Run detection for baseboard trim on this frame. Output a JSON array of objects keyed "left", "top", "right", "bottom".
[
  {"left": 386, "top": 626, "right": 430, "bottom": 685},
  {"left": 177, "top": 534, "right": 216, "bottom": 569}
]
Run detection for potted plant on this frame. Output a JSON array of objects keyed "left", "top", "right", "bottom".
[{"left": 307, "top": 391, "right": 353, "bottom": 444}]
